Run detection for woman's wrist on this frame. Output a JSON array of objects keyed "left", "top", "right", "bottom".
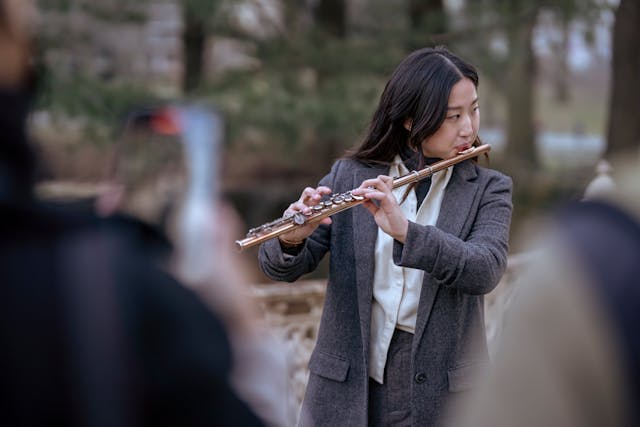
[
  {"left": 392, "top": 219, "right": 409, "bottom": 244},
  {"left": 278, "top": 235, "right": 305, "bottom": 248}
]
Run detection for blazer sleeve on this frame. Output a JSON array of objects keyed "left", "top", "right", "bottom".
[
  {"left": 258, "top": 160, "right": 343, "bottom": 282},
  {"left": 393, "top": 170, "right": 513, "bottom": 295}
]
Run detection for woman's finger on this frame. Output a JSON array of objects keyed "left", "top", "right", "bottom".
[
  {"left": 299, "top": 187, "right": 318, "bottom": 204},
  {"left": 285, "top": 201, "right": 311, "bottom": 216},
  {"left": 361, "top": 199, "right": 378, "bottom": 216},
  {"left": 299, "top": 186, "right": 332, "bottom": 204},
  {"left": 377, "top": 175, "right": 394, "bottom": 189}
]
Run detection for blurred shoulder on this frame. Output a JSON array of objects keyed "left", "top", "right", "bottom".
[{"left": 101, "top": 212, "right": 172, "bottom": 261}]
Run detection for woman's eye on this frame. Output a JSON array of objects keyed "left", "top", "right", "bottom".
[
  {"left": 473, "top": 105, "right": 480, "bottom": 111},
  {"left": 447, "top": 114, "right": 460, "bottom": 120}
]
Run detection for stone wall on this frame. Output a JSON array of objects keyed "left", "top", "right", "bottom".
[{"left": 249, "top": 280, "right": 326, "bottom": 422}]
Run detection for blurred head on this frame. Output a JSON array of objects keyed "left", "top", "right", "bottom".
[
  {"left": 352, "top": 46, "right": 481, "bottom": 163},
  {"left": 0, "top": 0, "right": 37, "bottom": 203},
  {"left": 96, "top": 108, "right": 187, "bottom": 233},
  {"left": 0, "top": 0, "right": 35, "bottom": 89}
]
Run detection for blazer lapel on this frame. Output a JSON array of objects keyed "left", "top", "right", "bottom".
[
  {"left": 413, "top": 160, "right": 479, "bottom": 348},
  {"left": 435, "top": 160, "right": 479, "bottom": 237},
  {"left": 352, "top": 163, "right": 387, "bottom": 361}
]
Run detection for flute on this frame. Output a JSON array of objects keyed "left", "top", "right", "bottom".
[{"left": 235, "top": 144, "right": 491, "bottom": 251}]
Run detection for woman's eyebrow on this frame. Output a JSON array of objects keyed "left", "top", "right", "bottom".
[{"left": 447, "top": 98, "right": 479, "bottom": 110}]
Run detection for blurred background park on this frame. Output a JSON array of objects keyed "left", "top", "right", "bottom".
[{"left": 31, "top": 0, "right": 638, "bottom": 278}]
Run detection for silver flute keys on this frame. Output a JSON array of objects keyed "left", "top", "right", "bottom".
[
  {"left": 236, "top": 144, "right": 491, "bottom": 251},
  {"left": 245, "top": 191, "right": 364, "bottom": 238}
]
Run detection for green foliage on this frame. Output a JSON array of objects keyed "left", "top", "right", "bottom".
[
  {"left": 35, "top": 72, "right": 158, "bottom": 141},
  {"left": 82, "top": 3, "right": 147, "bottom": 23},
  {"left": 260, "top": 35, "right": 406, "bottom": 78},
  {"left": 38, "top": 0, "right": 73, "bottom": 12},
  {"left": 198, "top": 36, "right": 406, "bottom": 174},
  {"left": 182, "top": 0, "right": 219, "bottom": 27},
  {"left": 38, "top": 0, "right": 147, "bottom": 22}
]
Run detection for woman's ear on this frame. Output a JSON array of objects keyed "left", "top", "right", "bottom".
[{"left": 403, "top": 119, "right": 413, "bottom": 132}]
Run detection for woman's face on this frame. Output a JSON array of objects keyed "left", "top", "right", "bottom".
[{"left": 420, "top": 77, "right": 479, "bottom": 159}]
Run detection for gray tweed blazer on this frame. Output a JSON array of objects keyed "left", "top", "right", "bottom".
[{"left": 259, "top": 157, "right": 513, "bottom": 427}]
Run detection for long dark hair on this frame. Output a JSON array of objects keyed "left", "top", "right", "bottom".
[{"left": 349, "top": 46, "right": 481, "bottom": 166}]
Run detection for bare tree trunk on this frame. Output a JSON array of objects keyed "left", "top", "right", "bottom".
[
  {"left": 406, "top": 0, "right": 446, "bottom": 49},
  {"left": 504, "top": 12, "right": 538, "bottom": 171},
  {"left": 183, "top": 12, "right": 205, "bottom": 93},
  {"left": 283, "top": 0, "right": 300, "bottom": 36},
  {"left": 554, "top": 13, "right": 570, "bottom": 103},
  {"left": 315, "top": 0, "right": 347, "bottom": 38},
  {"left": 606, "top": 0, "right": 640, "bottom": 157},
  {"left": 408, "top": 0, "right": 446, "bottom": 33}
]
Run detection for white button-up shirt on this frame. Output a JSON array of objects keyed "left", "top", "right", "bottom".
[{"left": 368, "top": 156, "right": 453, "bottom": 384}]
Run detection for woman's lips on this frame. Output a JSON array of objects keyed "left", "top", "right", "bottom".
[{"left": 455, "top": 143, "right": 471, "bottom": 153}]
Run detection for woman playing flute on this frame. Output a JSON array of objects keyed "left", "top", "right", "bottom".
[{"left": 258, "top": 46, "right": 513, "bottom": 426}]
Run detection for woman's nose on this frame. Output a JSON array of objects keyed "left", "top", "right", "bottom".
[{"left": 459, "top": 114, "right": 473, "bottom": 136}]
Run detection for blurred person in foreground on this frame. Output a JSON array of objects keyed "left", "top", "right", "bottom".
[
  {"left": 95, "top": 104, "right": 290, "bottom": 427},
  {"left": 449, "top": 160, "right": 640, "bottom": 427},
  {"left": 0, "top": 0, "right": 267, "bottom": 425}
]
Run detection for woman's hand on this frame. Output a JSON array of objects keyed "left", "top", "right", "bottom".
[
  {"left": 352, "top": 175, "right": 408, "bottom": 243},
  {"left": 278, "top": 186, "right": 333, "bottom": 245}
]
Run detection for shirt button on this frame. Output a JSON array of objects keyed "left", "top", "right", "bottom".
[{"left": 414, "top": 372, "right": 426, "bottom": 384}]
